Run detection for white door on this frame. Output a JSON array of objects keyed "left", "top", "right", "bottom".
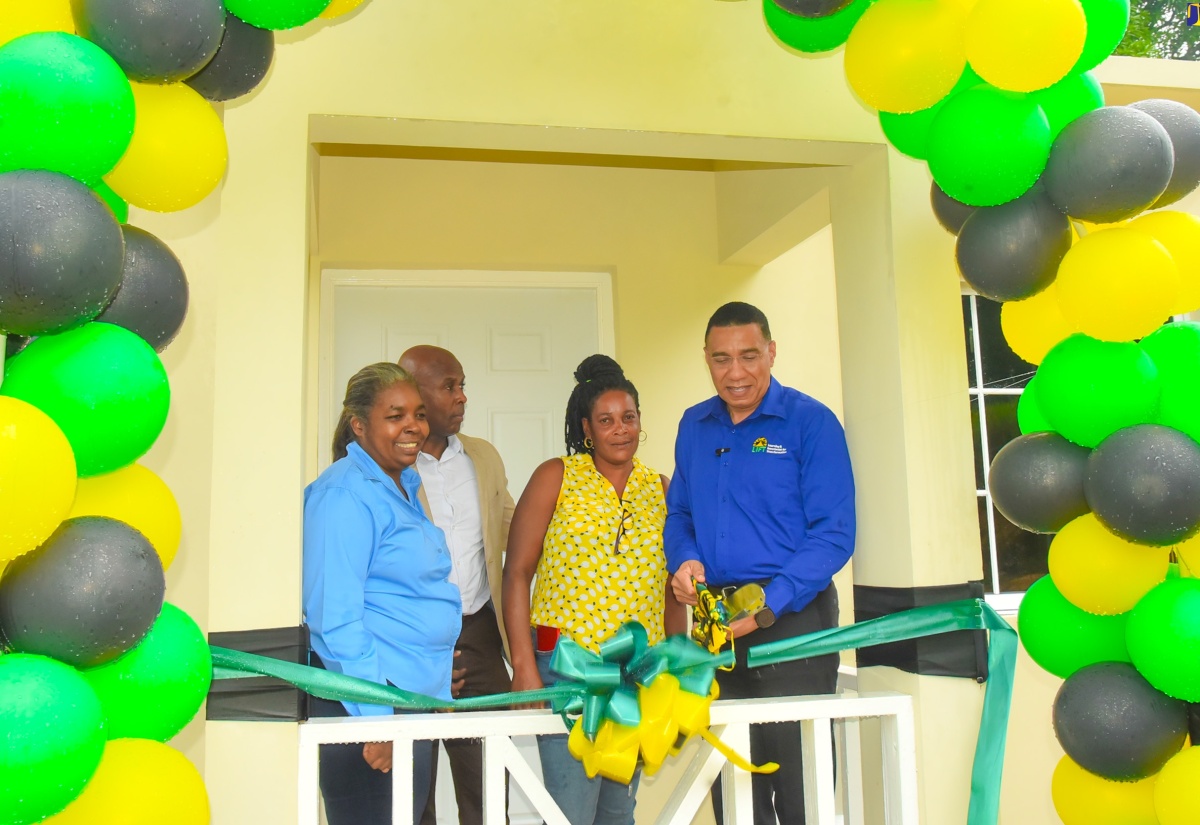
[
  {"left": 321, "top": 269, "right": 614, "bottom": 500},
  {"left": 319, "top": 269, "right": 613, "bottom": 825}
]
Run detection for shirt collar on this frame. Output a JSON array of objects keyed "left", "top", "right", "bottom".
[
  {"left": 347, "top": 441, "right": 421, "bottom": 498},
  {"left": 700, "top": 377, "right": 785, "bottom": 424},
  {"left": 417, "top": 434, "right": 463, "bottom": 465}
]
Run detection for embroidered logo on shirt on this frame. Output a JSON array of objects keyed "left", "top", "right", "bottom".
[
  {"left": 766, "top": 443, "right": 788, "bottom": 455},
  {"left": 752, "top": 437, "right": 767, "bottom": 453}
]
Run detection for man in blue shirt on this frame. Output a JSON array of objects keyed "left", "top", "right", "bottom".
[{"left": 665, "top": 301, "right": 856, "bottom": 825}]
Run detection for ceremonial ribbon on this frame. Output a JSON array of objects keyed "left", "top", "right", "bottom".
[{"left": 210, "top": 598, "right": 1016, "bottom": 825}]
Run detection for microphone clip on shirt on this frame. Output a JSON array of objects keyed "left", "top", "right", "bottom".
[{"left": 715, "top": 447, "right": 731, "bottom": 457}]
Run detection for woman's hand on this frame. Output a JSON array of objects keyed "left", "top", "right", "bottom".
[
  {"left": 510, "top": 662, "right": 547, "bottom": 710},
  {"left": 362, "top": 741, "right": 393, "bottom": 773}
]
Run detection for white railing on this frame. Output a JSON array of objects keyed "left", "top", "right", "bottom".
[{"left": 297, "top": 688, "right": 918, "bottom": 825}]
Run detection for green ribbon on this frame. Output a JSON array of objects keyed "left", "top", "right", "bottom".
[
  {"left": 747, "top": 598, "right": 1016, "bottom": 825},
  {"left": 211, "top": 598, "right": 1015, "bottom": 825}
]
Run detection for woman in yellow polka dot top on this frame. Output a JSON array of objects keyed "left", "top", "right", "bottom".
[{"left": 503, "top": 354, "right": 684, "bottom": 825}]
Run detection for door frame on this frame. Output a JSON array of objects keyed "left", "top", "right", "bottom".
[{"left": 316, "top": 268, "right": 615, "bottom": 474}]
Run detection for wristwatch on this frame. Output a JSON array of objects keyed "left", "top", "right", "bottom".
[{"left": 754, "top": 606, "right": 776, "bottom": 629}]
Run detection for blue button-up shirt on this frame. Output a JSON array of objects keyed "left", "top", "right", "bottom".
[
  {"left": 664, "top": 378, "right": 856, "bottom": 616},
  {"left": 303, "top": 442, "right": 462, "bottom": 715}
]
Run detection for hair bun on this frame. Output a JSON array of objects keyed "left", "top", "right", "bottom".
[{"left": 573, "top": 353, "right": 625, "bottom": 385}]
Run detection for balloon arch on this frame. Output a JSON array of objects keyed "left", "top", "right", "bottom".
[{"left": 1, "top": 1, "right": 1198, "bottom": 824}]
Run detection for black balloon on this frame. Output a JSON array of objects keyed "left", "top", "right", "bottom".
[
  {"left": 1044, "top": 106, "right": 1174, "bottom": 223},
  {"left": 931, "top": 181, "right": 977, "bottom": 235},
  {"left": 0, "top": 517, "right": 164, "bottom": 668},
  {"left": 989, "top": 432, "right": 1091, "bottom": 533},
  {"left": 72, "top": 0, "right": 226, "bottom": 83},
  {"left": 1053, "top": 662, "right": 1188, "bottom": 780},
  {"left": 771, "top": 0, "right": 854, "bottom": 17},
  {"left": 0, "top": 170, "right": 124, "bottom": 337},
  {"left": 1190, "top": 703, "right": 1200, "bottom": 746},
  {"left": 1129, "top": 98, "right": 1200, "bottom": 209},
  {"left": 98, "top": 226, "right": 190, "bottom": 351},
  {"left": 185, "top": 13, "right": 275, "bottom": 102},
  {"left": 1085, "top": 424, "right": 1200, "bottom": 545},
  {"left": 955, "top": 184, "right": 1072, "bottom": 302}
]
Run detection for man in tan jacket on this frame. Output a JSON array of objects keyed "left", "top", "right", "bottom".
[{"left": 400, "top": 345, "right": 515, "bottom": 825}]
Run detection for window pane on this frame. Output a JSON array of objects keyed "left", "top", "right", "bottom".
[
  {"left": 978, "top": 495, "right": 995, "bottom": 594},
  {"left": 976, "top": 297, "right": 1033, "bottom": 389},
  {"left": 993, "top": 503, "right": 1051, "bottom": 592},
  {"left": 984, "top": 394, "right": 1021, "bottom": 467},
  {"left": 962, "top": 296, "right": 977, "bottom": 389},
  {"left": 969, "top": 395, "right": 985, "bottom": 490}
]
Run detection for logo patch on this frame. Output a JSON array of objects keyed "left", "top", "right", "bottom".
[{"left": 751, "top": 437, "right": 767, "bottom": 453}]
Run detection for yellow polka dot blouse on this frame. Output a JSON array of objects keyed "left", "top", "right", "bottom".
[{"left": 529, "top": 453, "right": 668, "bottom": 652}]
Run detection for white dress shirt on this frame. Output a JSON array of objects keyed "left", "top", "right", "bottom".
[{"left": 416, "top": 435, "right": 491, "bottom": 615}]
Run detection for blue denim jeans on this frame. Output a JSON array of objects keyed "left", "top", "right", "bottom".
[{"left": 535, "top": 635, "right": 641, "bottom": 825}]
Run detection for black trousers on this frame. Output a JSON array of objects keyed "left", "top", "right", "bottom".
[
  {"left": 420, "top": 604, "right": 512, "bottom": 825},
  {"left": 309, "top": 657, "right": 434, "bottom": 825},
  {"left": 712, "top": 584, "right": 840, "bottom": 825}
]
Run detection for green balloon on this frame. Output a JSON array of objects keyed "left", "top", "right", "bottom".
[
  {"left": 1073, "top": 0, "right": 1131, "bottom": 74},
  {"left": 1127, "top": 577, "right": 1200, "bottom": 702},
  {"left": 90, "top": 179, "right": 128, "bottom": 224},
  {"left": 927, "top": 86, "right": 1052, "bottom": 206},
  {"left": 0, "top": 653, "right": 106, "bottom": 825},
  {"left": 1018, "top": 576, "right": 1131, "bottom": 679},
  {"left": 0, "top": 32, "right": 134, "bottom": 185},
  {"left": 81, "top": 603, "right": 212, "bottom": 742},
  {"left": 1030, "top": 72, "right": 1104, "bottom": 140},
  {"left": 763, "top": 0, "right": 876, "bottom": 54},
  {"left": 224, "top": 0, "right": 333, "bottom": 30},
  {"left": 879, "top": 66, "right": 983, "bottom": 160},
  {"left": 1018, "top": 376, "right": 1055, "bottom": 435},
  {"left": 1139, "top": 322, "right": 1200, "bottom": 444},
  {"left": 0, "top": 323, "right": 170, "bottom": 477},
  {"left": 1035, "top": 333, "right": 1159, "bottom": 448}
]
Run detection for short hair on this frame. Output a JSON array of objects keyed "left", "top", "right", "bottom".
[
  {"left": 704, "top": 301, "right": 772, "bottom": 342},
  {"left": 331, "top": 362, "right": 417, "bottom": 462},
  {"left": 564, "top": 354, "right": 640, "bottom": 456}
]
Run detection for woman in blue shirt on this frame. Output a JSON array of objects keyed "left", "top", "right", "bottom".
[{"left": 303, "top": 362, "right": 462, "bottom": 825}]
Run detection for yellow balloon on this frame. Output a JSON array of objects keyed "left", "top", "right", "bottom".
[
  {"left": 104, "top": 82, "right": 227, "bottom": 213},
  {"left": 1155, "top": 747, "right": 1200, "bottom": 825},
  {"left": 0, "top": 0, "right": 74, "bottom": 47},
  {"left": 320, "top": 0, "right": 368, "bottom": 18},
  {"left": 67, "top": 464, "right": 182, "bottom": 569},
  {"left": 1129, "top": 211, "right": 1200, "bottom": 314},
  {"left": 44, "top": 739, "right": 209, "bottom": 825},
  {"left": 1052, "top": 754, "right": 1158, "bottom": 825},
  {"left": 1056, "top": 227, "right": 1180, "bottom": 342},
  {"left": 1000, "top": 284, "right": 1076, "bottom": 365},
  {"left": 0, "top": 396, "right": 77, "bottom": 562},
  {"left": 1049, "top": 514, "right": 1171, "bottom": 614},
  {"left": 965, "top": 0, "right": 1086, "bottom": 92},
  {"left": 844, "top": 0, "right": 968, "bottom": 114}
]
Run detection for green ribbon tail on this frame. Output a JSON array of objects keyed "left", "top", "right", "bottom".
[
  {"left": 209, "top": 646, "right": 578, "bottom": 711},
  {"left": 746, "top": 598, "right": 1016, "bottom": 825}
]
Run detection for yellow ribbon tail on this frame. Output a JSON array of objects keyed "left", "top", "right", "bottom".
[{"left": 697, "top": 727, "right": 780, "bottom": 774}]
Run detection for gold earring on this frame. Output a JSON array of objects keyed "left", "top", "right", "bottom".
[
  {"left": 639, "top": 431, "right": 648, "bottom": 444},
  {"left": 583, "top": 437, "right": 594, "bottom": 450}
]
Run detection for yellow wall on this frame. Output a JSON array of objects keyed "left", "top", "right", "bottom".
[{"left": 127, "top": 0, "right": 1200, "bottom": 820}]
